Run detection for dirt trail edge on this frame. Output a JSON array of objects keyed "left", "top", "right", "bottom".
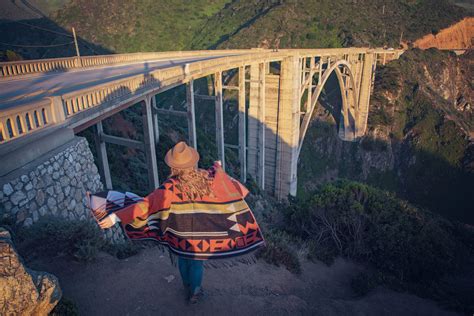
[{"left": 30, "top": 250, "right": 456, "bottom": 316}]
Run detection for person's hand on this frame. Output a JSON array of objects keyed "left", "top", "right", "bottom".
[
  {"left": 215, "top": 160, "right": 222, "bottom": 167},
  {"left": 98, "top": 215, "right": 115, "bottom": 229}
]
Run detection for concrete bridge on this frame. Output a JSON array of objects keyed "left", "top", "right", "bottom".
[{"left": 0, "top": 48, "right": 402, "bottom": 228}]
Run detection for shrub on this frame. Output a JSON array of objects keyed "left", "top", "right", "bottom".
[
  {"left": 49, "top": 297, "right": 79, "bottom": 316},
  {"left": 287, "top": 181, "right": 472, "bottom": 287},
  {"left": 17, "top": 217, "right": 105, "bottom": 262},
  {"left": 256, "top": 229, "right": 302, "bottom": 274}
]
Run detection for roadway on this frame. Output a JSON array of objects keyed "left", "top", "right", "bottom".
[{"left": 0, "top": 52, "right": 245, "bottom": 110}]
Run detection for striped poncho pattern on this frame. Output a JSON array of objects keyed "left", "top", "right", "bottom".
[{"left": 89, "top": 164, "right": 265, "bottom": 260}]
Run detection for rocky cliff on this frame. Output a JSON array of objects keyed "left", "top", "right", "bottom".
[{"left": 0, "top": 227, "right": 62, "bottom": 315}]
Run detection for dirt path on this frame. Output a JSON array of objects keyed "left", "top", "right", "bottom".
[{"left": 30, "top": 250, "right": 457, "bottom": 316}]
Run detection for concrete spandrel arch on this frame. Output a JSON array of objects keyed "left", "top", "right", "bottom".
[{"left": 297, "top": 59, "right": 358, "bottom": 159}]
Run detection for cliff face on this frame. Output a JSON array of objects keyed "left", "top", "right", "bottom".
[
  {"left": 298, "top": 49, "right": 474, "bottom": 224},
  {"left": 413, "top": 17, "right": 473, "bottom": 50}
]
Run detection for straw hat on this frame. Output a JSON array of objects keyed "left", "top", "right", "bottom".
[{"left": 164, "top": 141, "right": 199, "bottom": 169}]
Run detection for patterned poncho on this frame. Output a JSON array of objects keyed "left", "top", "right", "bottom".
[{"left": 89, "top": 164, "right": 265, "bottom": 260}]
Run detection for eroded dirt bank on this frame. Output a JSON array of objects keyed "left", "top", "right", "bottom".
[{"left": 412, "top": 17, "right": 473, "bottom": 50}]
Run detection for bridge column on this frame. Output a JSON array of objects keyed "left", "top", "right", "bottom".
[
  {"left": 247, "top": 63, "right": 266, "bottom": 189},
  {"left": 94, "top": 121, "right": 112, "bottom": 190},
  {"left": 355, "top": 53, "right": 375, "bottom": 138},
  {"left": 214, "top": 72, "right": 225, "bottom": 170},
  {"left": 143, "top": 97, "right": 159, "bottom": 190},
  {"left": 151, "top": 95, "right": 160, "bottom": 145},
  {"left": 186, "top": 79, "right": 197, "bottom": 149},
  {"left": 238, "top": 66, "right": 247, "bottom": 183},
  {"left": 274, "top": 56, "right": 301, "bottom": 198}
]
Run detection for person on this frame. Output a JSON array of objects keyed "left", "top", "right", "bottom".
[{"left": 98, "top": 141, "right": 262, "bottom": 304}]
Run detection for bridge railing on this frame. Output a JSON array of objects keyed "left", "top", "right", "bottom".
[
  {"left": 0, "top": 99, "right": 57, "bottom": 142},
  {"left": 0, "top": 49, "right": 268, "bottom": 78}
]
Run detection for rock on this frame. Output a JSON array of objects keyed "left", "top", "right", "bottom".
[
  {"left": 67, "top": 199, "right": 77, "bottom": 211},
  {"left": 74, "top": 190, "right": 82, "bottom": 202},
  {"left": 60, "top": 176, "right": 69, "bottom": 187},
  {"left": 44, "top": 174, "right": 53, "bottom": 186},
  {"left": 39, "top": 206, "right": 47, "bottom": 216},
  {"left": 25, "top": 182, "right": 33, "bottom": 191},
  {"left": 36, "top": 190, "right": 45, "bottom": 206},
  {"left": 0, "top": 227, "right": 61, "bottom": 314},
  {"left": 18, "top": 199, "right": 28, "bottom": 207},
  {"left": 46, "top": 187, "right": 54, "bottom": 196},
  {"left": 10, "top": 191, "right": 26, "bottom": 206},
  {"left": 3, "top": 184, "right": 13, "bottom": 196},
  {"left": 20, "top": 175, "right": 29, "bottom": 183},
  {"left": 11, "top": 207, "right": 19, "bottom": 215},
  {"left": 27, "top": 189, "right": 36, "bottom": 201},
  {"left": 14, "top": 182, "right": 23, "bottom": 191},
  {"left": 52, "top": 172, "right": 60, "bottom": 180},
  {"left": 54, "top": 184, "right": 62, "bottom": 195},
  {"left": 23, "top": 218, "right": 33, "bottom": 227},
  {"left": 47, "top": 197, "right": 57, "bottom": 208},
  {"left": 32, "top": 211, "right": 39, "bottom": 222},
  {"left": 16, "top": 210, "right": 26, "bottom": 222}
]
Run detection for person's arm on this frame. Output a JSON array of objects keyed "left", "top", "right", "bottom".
[{"left": 99, "top": 187, "right": 172, "bottom": 229}]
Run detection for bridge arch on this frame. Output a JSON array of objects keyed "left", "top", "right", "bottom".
[{"left": 297, "top": 59, "right": 358, "bottom": 159}]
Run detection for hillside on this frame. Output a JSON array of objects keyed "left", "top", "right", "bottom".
[
  {"left": 50, "top": 0, "right": 472, "bottom": 51},
  {"left": 192, "top": 0, "right": 470, "bottom": 49},
  {"left": 0, "top": 0, "right": 470, "bottom": 60}
]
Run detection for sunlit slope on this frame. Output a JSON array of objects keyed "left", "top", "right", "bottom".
[
  {"left": 52, "top": 0, "right": 231, "bottom": 52},
  {"left": 50, "top": 0, "right": 468, "bottom": 53},
  {"left": 190, "top": 0, "right": 469, "bottom": 49}
]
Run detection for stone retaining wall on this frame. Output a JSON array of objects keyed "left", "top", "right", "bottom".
[{"left": 0, "top": 136, "right": 125, "bottom": 243}]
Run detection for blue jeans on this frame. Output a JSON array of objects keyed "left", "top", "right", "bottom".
[{"left": 178, "top": 257, "right": 204, "bottom": 295}]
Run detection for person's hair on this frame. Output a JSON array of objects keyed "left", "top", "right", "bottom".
[{"left": 169, "top": 167, "right": 213, "bottom": 200}]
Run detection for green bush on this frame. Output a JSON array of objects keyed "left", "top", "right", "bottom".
[
  {"left": 17, "top": 217, "right": 105, "bottom": 262},
  {"left": 16, "top": 217, "right": 139, "bottom": 262},
  {"left": 49, "top": 297, "right": 79, "bottom": 316},
  {"left": 287, "top": 181, "right": 472, "bottom": 286},
  {"left": 256, "top": 229, "right": 302, "bottom": 274}
]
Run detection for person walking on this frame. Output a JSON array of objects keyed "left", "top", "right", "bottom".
[{"left": 98, "top": 141, "right": 264, "bottom": 304}]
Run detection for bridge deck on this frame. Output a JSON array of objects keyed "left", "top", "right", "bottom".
[{"left": 0, "top": 52, "right": 244, "bottom": 110}]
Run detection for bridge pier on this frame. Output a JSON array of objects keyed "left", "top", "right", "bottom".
[
  {"left": 94, "top": 121, "right": 112, "bottom": 190},
  {"left": 142, "top": 97, "right": 160, "bottom": 190},
  {"left": 247, "top": 63, "right": 266, "bottom": 189},
  {"left": 214, "top": 72, "right": 225, "bottom": 170},
  {"left": 273, "top": 56, "right": 301, "bottom": 198},
  {"left": 355, "top": 53, "right": 376, "bottom": 138},
  {"left": 238, "top": 66, "right": 247, "bottom": 183},
  {"left": 186, "top": 80, "right": 197, "bottom": 149}
]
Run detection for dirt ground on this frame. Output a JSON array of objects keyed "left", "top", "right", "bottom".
[{"left": 30, "top": 250, "right": 457, "bottom": 316}]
